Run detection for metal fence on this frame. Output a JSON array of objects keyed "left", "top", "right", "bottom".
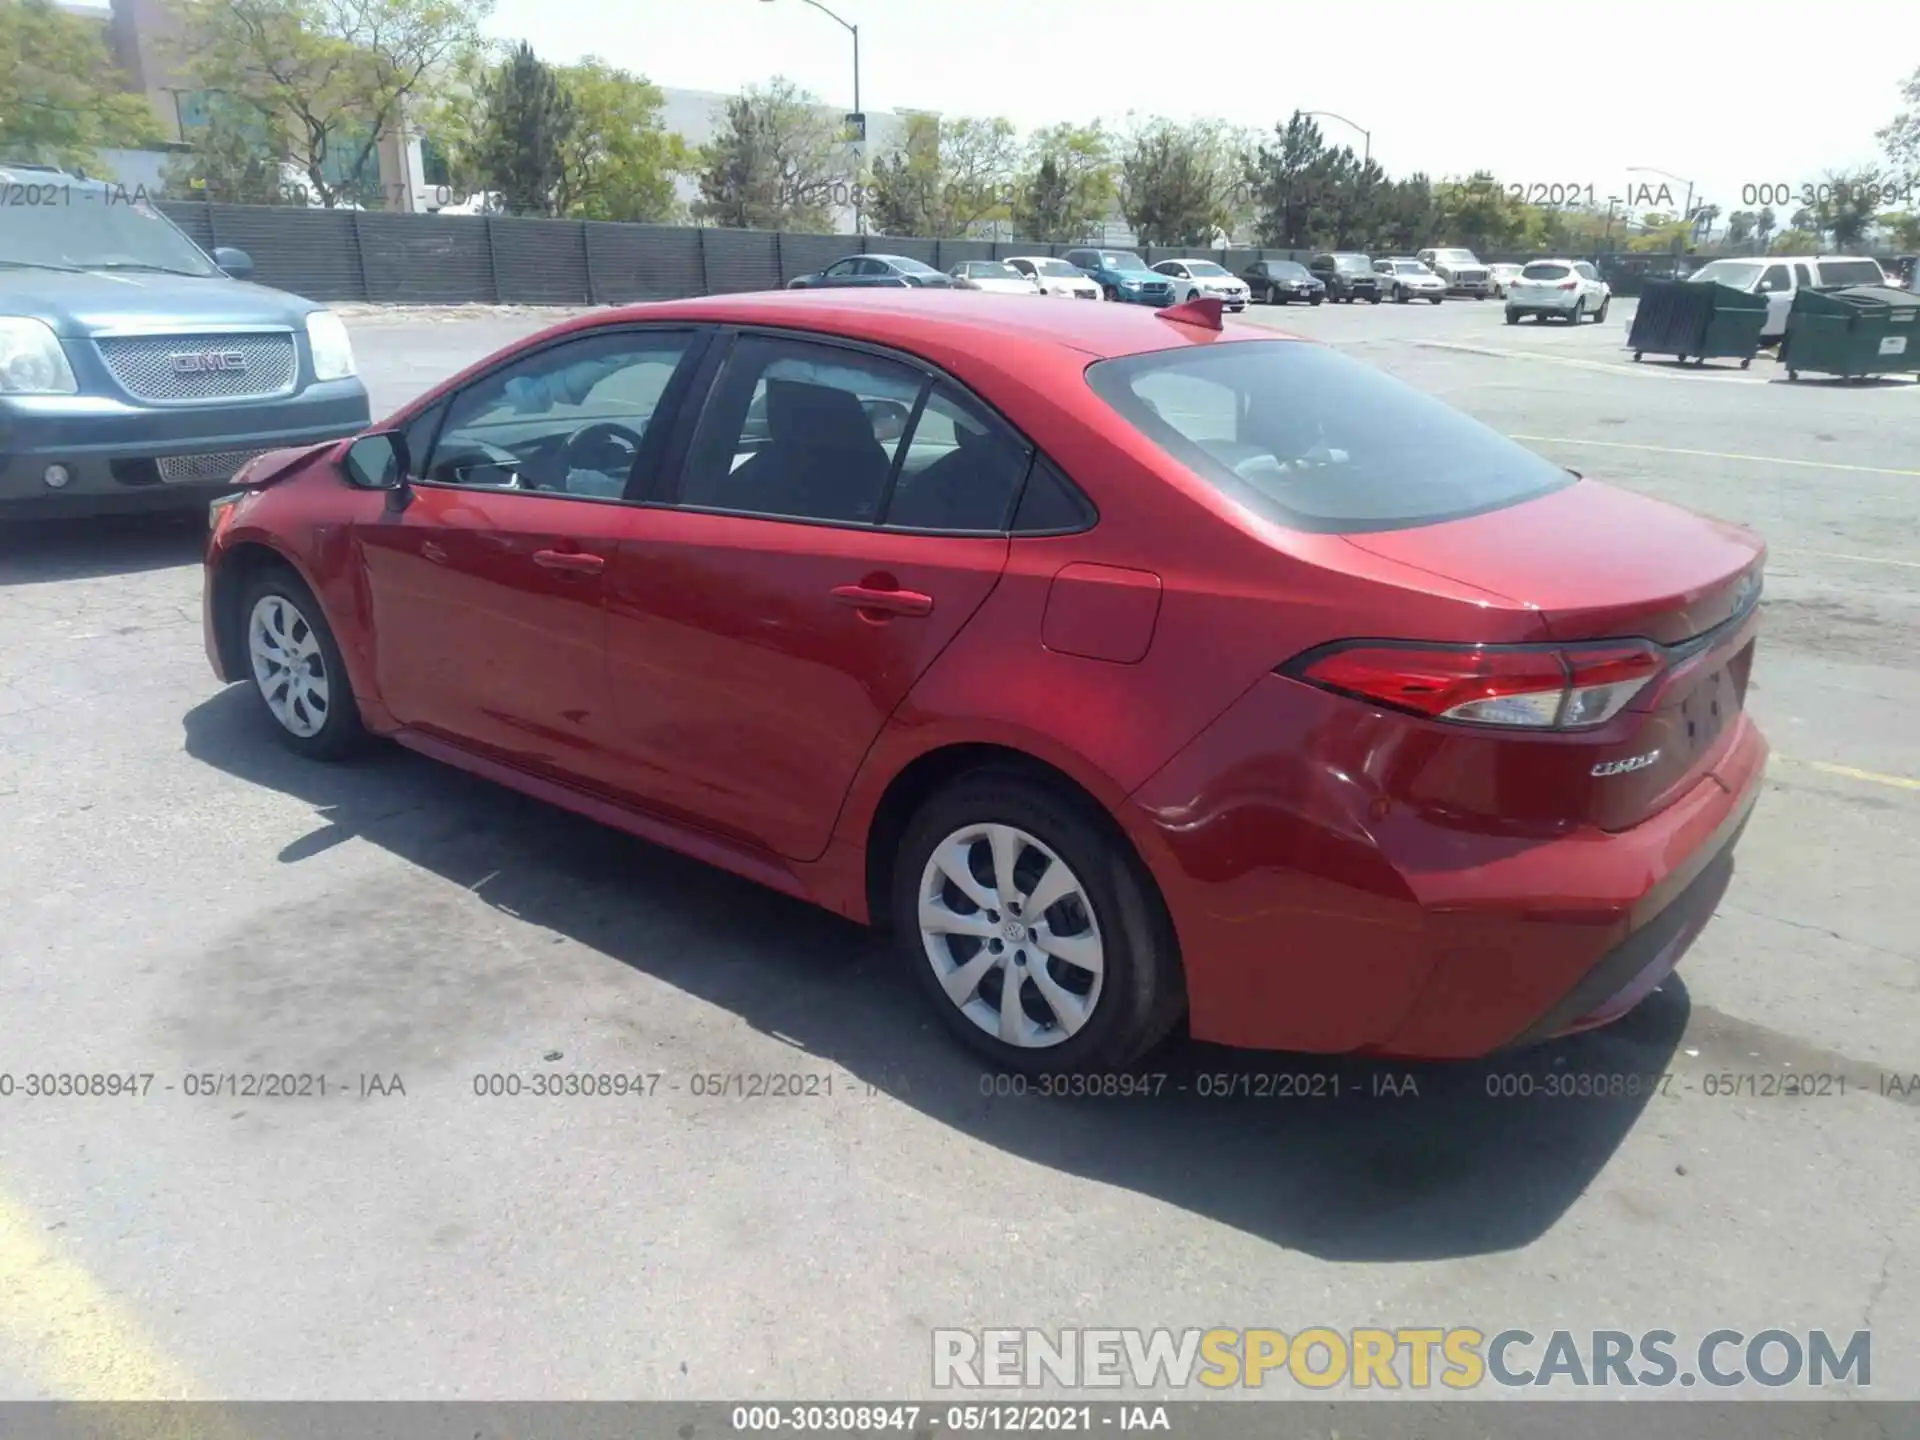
[{"left": 154, "top": 202, "right": 1889, "bottom": 304}]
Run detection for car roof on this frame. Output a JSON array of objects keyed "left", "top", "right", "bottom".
[
  {"left": 0, "top": 163, "right": 107, "bottom": 192},
  {"left": 1523, "top": 257, "right": 1583, "bottom": 265},
  {"left": 584, "top": 288, "right": 1297, "bottom": 362}
]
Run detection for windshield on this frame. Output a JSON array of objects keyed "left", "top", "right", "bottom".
[
  {"left": 1687, "top": 261, "right": 1762, "bottom": 288},
  {"left": 1036, "top": 259, "right": 1083, "bottom": 277},
  {"left": 1101, "top": 252, "right": 1151, "bottom": 273},
  {"left": 1184, "top": 261, "right": 1230, "bottom": 277},
  {"left": 965, "top": 263, "right": 1022, "bottom": 279},
  {"left": 0, "top": 191, "right": 220, "bottom": 276},
  {"left": 1086, "top": 339, "right": 1573, "bottom": 534},
  {"left": 1521, "top": 263, "right": 1570, "bottom": 279},
  {"left": 1434, "top": 250, "right": 1477, "bottom": 263},
  {"left": 1335, "top": 256, "right": 1371, "bottom": 272},
  {"left": 1394, "top": 262, "right": 1430, "bottom": 274}
]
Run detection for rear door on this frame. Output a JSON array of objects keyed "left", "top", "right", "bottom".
[
  {"left": 602, "top": 331, "right": 1029, "bottom": 860},
  {"left": 355, "top": 325, "right": 708, "bottom": 788}
]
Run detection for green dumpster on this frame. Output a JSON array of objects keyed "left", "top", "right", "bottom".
[
  {"left": 1781, "top": 285, "right": 1920, "bottom": 381},
  {"left": 1627, "top": 279, "right": 1767, "bottom": 367}
]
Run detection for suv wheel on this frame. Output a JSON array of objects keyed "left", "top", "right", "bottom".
[
  {"left": 893, "top": 771, "right": 1184, "bottom": 1075},
  {"left": 1595, "top": 296, "right": 1610, "bottom": 322},
  {"left": 1567, "top": 297, "right": 1585, "bottom": 324}
]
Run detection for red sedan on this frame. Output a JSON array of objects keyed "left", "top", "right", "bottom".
[{"left": 202, "top": 290, "right": 1767, "bottom": 1074}]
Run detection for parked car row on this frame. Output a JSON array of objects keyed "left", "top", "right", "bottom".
[{"left": 784, "top": 248, "right": 1528, "bottom": 312}]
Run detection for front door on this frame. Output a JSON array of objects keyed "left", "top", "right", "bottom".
[
  {"left": 604, "top": 332, "right": 1034, "bottom": 860},
  {"left": 356, "top": 326, "right": 706, "bottom": 787}
]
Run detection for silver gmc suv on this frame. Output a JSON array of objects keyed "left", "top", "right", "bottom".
[
  {"left": 1417, "top": 246, "right": 1495, "bottom": 299},
  {"left": 0, "top": 163, "right": 370, "bottom": 520}
]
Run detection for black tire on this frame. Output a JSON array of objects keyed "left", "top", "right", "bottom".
[
  {"left": 1633, "top": 351, "right": 1643, "bottom": 361},
  {"left": 1428, "top": 295, "right": 1443, "bottom": 304},
  {"left": 1367, "top": 293, "right": 1382, "bottom": 304},
  {"left": 1394, "top": 286, "right": 1409, "bottom": 303},
  {"left": 892, "top": 770, "right": 1185, "bottom": 1075},
  {"left": 1595, "top": 297, "right": 1609, "bottom": 322},
  {"left": 1506, "top": 309, "right": 1520, "bottom": 325},
  {"left": 238, "top": 565, "right": 366, "bottom": 761},
  {"left": 1309, "top": 296, "right": 1323, "bottom": 305},
  {"left": 1103, "top": 285, "right": 1118, "bottom": 302},
  {"left": 1567, "top": 299, "right": 1584, "bottom": 324},
  {"left": 1741, "top": 357, "right": 1752, "bottom": 369},
  {"left": 1788, "top": 370, "right": 1800, "bottom": 380}
]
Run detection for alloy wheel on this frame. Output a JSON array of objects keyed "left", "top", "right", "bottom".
[
  {"left": 248, "top": 593, "right": 330, "bottom": 738},
  {"left": 916, "top": 822, "right": 1105, "bottom": 1048}
]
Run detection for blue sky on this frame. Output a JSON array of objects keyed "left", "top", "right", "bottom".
[{"left": 484, "top": 0, "right": 1917, "bottom": 220}]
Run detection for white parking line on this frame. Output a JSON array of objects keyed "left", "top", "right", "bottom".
[
  {"left": 1509, "top": 434, "right": 1920, "bottom": 479},
  {"left": 1416, "top": 340, "right": 1771, "bottom": 383}
]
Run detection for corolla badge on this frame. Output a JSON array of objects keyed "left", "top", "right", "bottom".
[{"left": 1593, "top": 751, "right": 1661, "bottom": 777}]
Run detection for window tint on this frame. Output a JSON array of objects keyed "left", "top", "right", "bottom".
[
  {"left": 1817, "top": 259, "right": 1884, "bottom": 287},
  {"left": 885, "top": 383, "right": 1033, "bottom": 531},
  {"left": 425, "top": 330, "right": 693, "bottom": 498},
  {"left": 1012, "top": 455, "right": 1096, "bottom": 534},
  {"left": 1085, "top": 339, "right": 1573, "bottom": 534},
  {"left": 400, "top": 399, "right": 447, "bottom": 477},
  {"left": 1794, "top": 263, "right": 1814, "bottom": 286},
  {"left": 1574, "top": 262, "right": 1599, "bottom": 280},
  {"left": 1522, "top": 262, "right": 1570, "bottom": 279},
  {"left": 1760, "top": 264, "right": 1791, "bottom": 290},
  {"left": 678, "top": 336, "right": 925, "bottom": 525},
  {"left": 825, "top": 258, "right": 860, "bottom": 276}
]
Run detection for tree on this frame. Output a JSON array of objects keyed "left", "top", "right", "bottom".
[
  {"left": 170, "top": 0, "right": 490, "bottom": 208},
  {"left": 1012, "top": 121, "right": 1114, "bottom": 243},
  {"left": 471, "top": 41, "right": 573, "bottom": 215},
  {"left": 691, "top": 77, "right": 843, "bottom": 230},
  {"left": 1882, "top": 211, "right": 1920, "bottom": 249},
  {"left": 1117, "top": 117, "right": 1239, "bottom": 246},
  {"left": 863, "top": 113, "right": 1019, "bottom": 237},
  {"left": 553, "top": 59, "right": 688, "bottom": 222},
  {"left": 1877, "top": 65, "right": 1920, "bottom": 184},
  {"left": 159, "top": 103, "right": 285, "bottom": 203},
  {"left": 1725, "top": 210, "right": 1756, "bottom": 248},
  {"left": 1435, "top": 171, "right": 1534, "bottom": 252},
  {"left": 1770, "top": 228, "right": 1821, "bottom": 254},
  {"left": 1246, "top": 112, "right": 1328, "bottom": 248},
  {"left": 1800, "top": 171, "right": 1881, "bottom": 252},
  {"left": 1755, "top": 206, "right": 1777, "bottom": 251},
  {"left": 0, "top": 0, "right": 163, "bottom": 170}
]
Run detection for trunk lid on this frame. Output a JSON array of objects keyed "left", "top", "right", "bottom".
[{"left": 1343, "top": 480, "right": 1765, "bottom": 831}]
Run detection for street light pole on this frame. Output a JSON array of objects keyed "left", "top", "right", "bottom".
[
  {"left": 1303, "top": 111, "right": 1371, "bottom": 167},
  {"left": 1628, "top": 165, "right": 1698, "bottom": 241},
  {"left": 763, "top": 0, "right": 863, "bottom": 234}
]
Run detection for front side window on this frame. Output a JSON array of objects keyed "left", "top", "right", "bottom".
[
  {"left": 424, "top": 330, "right": 694, "bottom": 498},
  {"left": 1759, "top": 264, "right": 1791, "bottom": 291},
  {"left": 679, "top": 336, "right": 924, "bottom": 525},
  {"left": 1085, "top": 339, "right": 1574, "bottom": 534},
  {"left": 1689, "top": 261, "right": 1761, "bottom": 288}
]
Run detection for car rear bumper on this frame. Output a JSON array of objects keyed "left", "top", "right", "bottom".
[
  {"left": 1124, "top": 676, "right": 1769, "bottom": 1058},
  {"left": 0, "top": 382, "right": 369, "bottom": 518}
]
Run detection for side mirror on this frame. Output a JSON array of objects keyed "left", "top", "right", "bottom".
[
  {"left": 213, "top": 246, "right": 254, "bottom": 280},
  {"left": 342, "top": 432, "right": 408, "bottom": 491}
]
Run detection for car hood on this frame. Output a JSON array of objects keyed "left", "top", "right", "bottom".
[
  {"left": 1114, "top": 271, "right": 1166, "bottom": 283},
  {"left": 1, "top": 269, "right": 322, "bottom": 337},
  {"left": 971, "top": 278, "right": 1038, "bottom": 292}
]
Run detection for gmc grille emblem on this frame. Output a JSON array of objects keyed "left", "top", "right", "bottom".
[{"left": 170, "top": 350, "right": 249, "bottom": 374}]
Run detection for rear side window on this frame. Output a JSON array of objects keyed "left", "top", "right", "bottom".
[
  {"left": 1085, "top": 339, "right": 1574, "bottom": 535},
  {"left": 1817, "top": 259, "right": 1885, "bottom": 287},
  {"left": 1522, "top": 262, "right": 1569, "bottom": 280},
  {"left": 884, "top": 383, "right": 1032, "bottom": 532}
]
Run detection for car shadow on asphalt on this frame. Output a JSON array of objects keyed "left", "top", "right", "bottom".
[
  {"left": 183, "top": 686, "right": 1692, "bottom": 1263},
  {"left": 0, "top": 512, "right": 207, "bottom": 585}
]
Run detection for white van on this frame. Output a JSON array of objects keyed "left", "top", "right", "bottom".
[{"left": 1684, "top": 255, "right": 1890, "bottom": 340}]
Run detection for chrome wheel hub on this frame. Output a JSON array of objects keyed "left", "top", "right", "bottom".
[
  {"left": 247, "top": 593, "right": 329, "bottom": 739},
  {"left": 917, "top": 822, "right": 1105, "bottom": 1049}
]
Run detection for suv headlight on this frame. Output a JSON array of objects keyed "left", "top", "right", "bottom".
[
  {"left": 305, "top": 310, "right": 357, "bottom": 381},
  {"left": 0, "top": 318, "right": 79, "bottom": 395}
]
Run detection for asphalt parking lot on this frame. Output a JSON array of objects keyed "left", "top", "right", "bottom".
[{"left": 1, "top": 294, "right": 1916, "bottom": 1403}]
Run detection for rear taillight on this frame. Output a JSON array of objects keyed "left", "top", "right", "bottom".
[
  {"left": 1558, "top": 279, "right": 1578, "bottom": 290},
  {"left": 1286, "top": 641, "right": 1664, "bottom": 729}
]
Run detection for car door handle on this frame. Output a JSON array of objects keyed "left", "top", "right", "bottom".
[
  {"left": 830, "top": 584, "right": 933, "bottom": 617},
  {"left": 532, "top": 549, "right": 605, "bottom": 573}
]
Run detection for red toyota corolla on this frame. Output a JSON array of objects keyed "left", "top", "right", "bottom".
[{"left": 201, "top": 290, "right": 1767, "bottom": 1074}]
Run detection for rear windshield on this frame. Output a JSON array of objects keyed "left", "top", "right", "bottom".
[
  {"left": 1035, "top": 259, "right": 1083, "bottom": 277},
  {"left": 1521, "top": 263, "right": 1570, "bottom": 279},
  {"left": 883, "top": 256, "right": 941, "bottom": 275},
  {"left": 1084, "top": 340, "right": 1574, "bottom": 534},
  {"left": 1817, "top": 259, "right": 1885, "bottom": 287}
]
